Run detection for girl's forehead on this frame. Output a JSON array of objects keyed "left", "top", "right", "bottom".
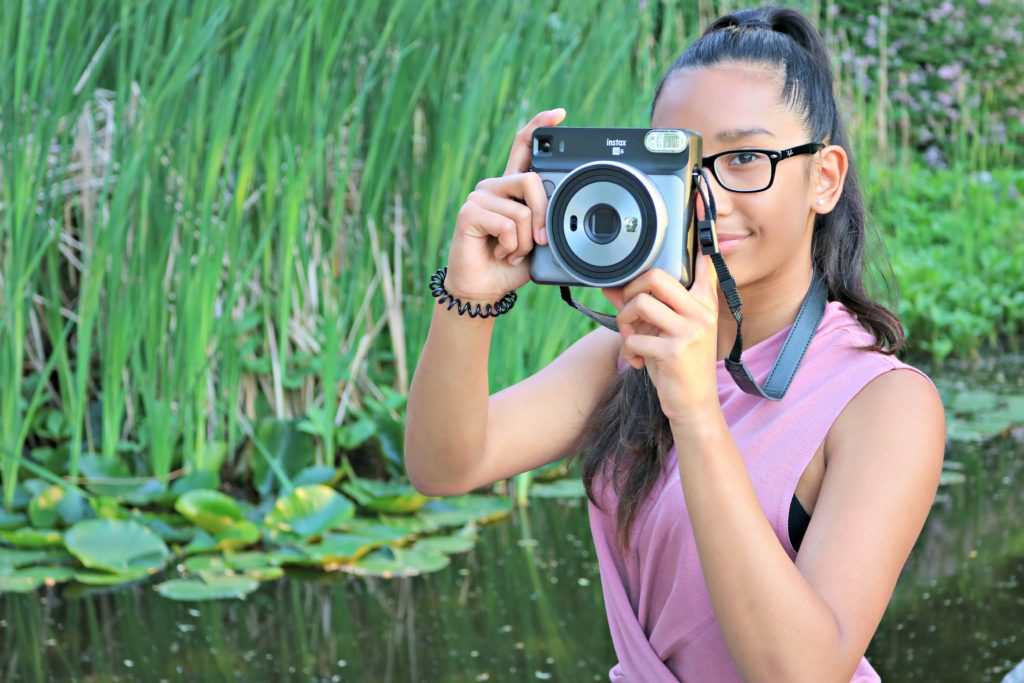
[{"left": 651, "top": 64, "right": 804, "bottom": 142}]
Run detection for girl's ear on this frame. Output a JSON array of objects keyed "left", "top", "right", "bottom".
[
  {"left": 812, "top": 144, "right": 848, "bottom": 213},
  {"left": 601, "top": 287, "right": 625, "bottom": 311}
]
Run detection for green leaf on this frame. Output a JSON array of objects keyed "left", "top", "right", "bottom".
[
  {"left": 223, "top": 551, "right": 279, "bottom": 571},
  {"left": 0, "top": 509, "right": 28, "bottom": 531},
  {"left": 184, "top": 530, "right": 219, "bottom": 555},
  {"left": 344, "top": 544, "right": 450, "bottom": 578},
  {"left": 340, "top": 478, "right": 431, "bottom": 514},
  {"left": 213, "top": 520, "right": 261, "bottom": 550},
  {"left": 245, "top": 566, "right": 283, "bottom": 581},
  {"left": 13, "top": 566, "right": 75, "bottom": 585},
  {"left": 336, "top": 419, "right": 377, "bottom": 450},
  {"left": 0, "top": 547, "right": 66, "bottom": 568},
  {"left": 248, "top": 418, "right": 315, "bottom": 494},
  {"left": 264, "top": 485, "right": 355, "bottom": 539},
  {"left": 292, "top": 465, "right": 340, "bottom": 487},
  {"left": 301, "top": 533, "right": 376, "bottom": 563},
  {"left": 169, "top": 469, "right": 220, "bottom": 497},
  {"left": 175, "top": 490, "right": 245, "bottom": 535},
  {"left": 0, "top": 528, "right": 63, "bottom": 548},
  {"left": 64, "top": 520, "right": 170, "bottom": 575},
  {"left": 528, "top": 479, "right": 586, "bottom": 498},
  {"left": 411, "top": 531, "right": 476, "bottom": 556},
  {"left": 28, "top": 486, "right": 64, "bottom": 527},
  {"left": 0, "top": 575, "right": 42, "bottom": 593},
  {"left": 184, "top": 555, "right": 228, "bottom": 573},
  {"left": 416, "top": 494, "right": 513, "bottom": 527},
  {"left": 338, "top": 518, "right": 415, "bottom": 545},
  {"left": 73, "top": 569, "right": 151, "bottom": 586},
  {"left": 155, "top": 574, "right": 259, "bottom": 601}
]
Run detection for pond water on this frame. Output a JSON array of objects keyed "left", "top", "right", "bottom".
[{"left": 2, "top": 361, "right": 1022, "bottom": 682}]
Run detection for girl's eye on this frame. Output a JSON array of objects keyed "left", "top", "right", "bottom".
[{"left": 727, "top": 151, "right": 763, "bottom": 166}]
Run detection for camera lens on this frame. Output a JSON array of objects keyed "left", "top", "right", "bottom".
[
  {"left": 584, "top": 204, "right": 620, "bottom": 245},
  {"left": 540, "top": 140, "right": 552, "bottom": 153}
]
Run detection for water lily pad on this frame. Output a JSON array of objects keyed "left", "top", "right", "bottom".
[
  {"left": 213, "top": 521, "right": 261, "bottom": 551},
  {"left": 343, "top": 544, "right": 450, "bottom": 578},
  {"left": 73, "top": 569, "right": 151, "bottom": 586},
  {"left": 184, "top": 555, "right": 228, "bottom": 573},
  {"left": 293, "top": 466, "right": 340, "bottom": 487},
  {"left": 528, "top": 479, "right": 586, "bottom": 498},
  {"left": 28, "top": 486, "right": 65, "bottom": 527},
  {"left": 266, "top": 546, "right": 319, "bottom": 567},
  {"left": 412, "top": 533, "right": 475, "bottom": 556},
  {"left": 301, "top": 534, "right": 376, "bottom": 563},
  {"left": 338, "top": 518, "right": 414, "bottom": 545},
  {"left": 184, "top": 530, "right": 219, "bottom": 555},
  {"left": 155, "top": 574, "right": 259, "bottom": 601},
  {"left": 340, "top": 478, "right": 431, "bottom": 514},
  {"left": 248, "top": 418, "right": 316, "bottom": 494},
  {"left": 0, "top": 575, "right": 42, "bottom": 593},
  {"left": 264, "top": 485, "right": 355, "bottom": 539},
  {"left": 78, "top": 454, "right": 133, "bottom": 497},
  {"left": 15, "top": 565, "right": 75, "bottom": 585},
  {"left": 0, "top": 509, "right": 27, "bottom": 531},
  {"left": 168, "top": 469, "right": 220, "bottom": 498},
  {"left": 417, "top": 494, "right": 513, "bottom": 527},
  {"left": 0, "top": 527, "right": 63, "bottom": 548},
  {"left": 90, "top": 496, "right": 128, "bottom": 520},
  {"left": 64, "top": 519, "right": 170, "bottom": 574},
  {"left": 0, "top": 547, "right": 67, "bottom": 568},
  {"left": 119, "top": 479, "right": 168, "bottom": 506},
  {"left": 175, "top": 490, "right": 245, "bottom": 535},
  {"left": 245, "top": 566, "right": 284, "bottom": 581},
  {"left": 949, "top": 388, "right": 1003, "bottom": 414},
  {"left": 939, "top": 469, "right": 967, "bottom": 486},
  {"left": 223, "top": 551, "right": 279, "bottom": 571},
  {"left": 132, "top": 513, "right": 195, "bottom": 543},
  {"left": 378, "top": 513, "right": 440, "bottom": 536}
]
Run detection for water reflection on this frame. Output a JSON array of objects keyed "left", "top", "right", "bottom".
[{"left": 2, "top": 362, "right": 1023, "bottom": 682}]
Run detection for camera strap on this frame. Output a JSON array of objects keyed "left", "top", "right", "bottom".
[{"left": 557, "top": 168, "right": 827, "bottom": 401}]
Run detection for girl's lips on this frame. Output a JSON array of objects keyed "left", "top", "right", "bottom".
[{"left": 715, "top": 234, "right": 748, "bottom": 254}]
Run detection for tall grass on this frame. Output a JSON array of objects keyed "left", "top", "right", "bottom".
[{"left": 0, "top": 0, "right": 1019, "bottom": 507}]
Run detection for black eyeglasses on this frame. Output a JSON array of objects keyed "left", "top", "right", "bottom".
[{"left": 701, "top": 142, "right": 825, "bottom": 193}]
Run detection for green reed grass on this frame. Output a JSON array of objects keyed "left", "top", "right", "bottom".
[{"left": 0, "top": 0, "right": 1020, "bottom": 509}]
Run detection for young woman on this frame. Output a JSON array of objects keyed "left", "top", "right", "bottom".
[{"left": 405, "top": 6, "right": 945, "bottom": 682}]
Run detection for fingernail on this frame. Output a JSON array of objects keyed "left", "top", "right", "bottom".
[
  {"left": 511, "top": 256, "right": 524, "bottom": 266},
  {"left": 540, "top": 227, "right": 547, "bottom": 244}
]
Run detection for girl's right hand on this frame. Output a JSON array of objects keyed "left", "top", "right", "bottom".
[{"left": 443, "top": 108, "right": 567, "bottom": 304}]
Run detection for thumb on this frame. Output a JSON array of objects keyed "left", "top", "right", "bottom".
[{"left": 601, "top": 287, "right": 625, "bottom": 311}]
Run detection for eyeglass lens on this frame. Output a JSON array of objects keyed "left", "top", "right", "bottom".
[{"left": 713, "top": 151, "right": 773, "bottom": 192}]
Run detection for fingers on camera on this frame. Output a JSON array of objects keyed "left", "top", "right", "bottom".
[{"left": 504, "top": 109, "right": 565, "bottom": 176}]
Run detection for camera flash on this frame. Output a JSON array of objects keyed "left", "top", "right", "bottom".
[{"left": 644, "top": 129, "right": 688, "bottom": 154}]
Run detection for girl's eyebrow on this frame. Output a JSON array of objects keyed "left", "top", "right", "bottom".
[{"left": 715, "top": 127, "right": 775, "bottom": 143}]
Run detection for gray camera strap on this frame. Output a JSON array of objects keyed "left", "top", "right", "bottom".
[{"left": 558, "top": 168, "right": 827, "bottom": 401}]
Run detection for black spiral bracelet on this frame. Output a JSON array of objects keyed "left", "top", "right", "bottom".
[{"left": 429, "top": 266, "right": 518, "bottom": 319}]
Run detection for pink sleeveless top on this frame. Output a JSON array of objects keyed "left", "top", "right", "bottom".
[{"left": 589, "top": 301, "right": 927, "bottom": 682}]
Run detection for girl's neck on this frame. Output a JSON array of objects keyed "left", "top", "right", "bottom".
[{"left": 715, "top": 259, "right": 815, "bottom": 361}]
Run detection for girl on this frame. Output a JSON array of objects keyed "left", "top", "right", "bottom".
[{"left": 405, "top": 6, "right": 945, "bottom": 681}]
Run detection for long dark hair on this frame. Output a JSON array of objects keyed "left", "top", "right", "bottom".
[{"left": 567, "top": 6, "right": 905, "bottom": 556}]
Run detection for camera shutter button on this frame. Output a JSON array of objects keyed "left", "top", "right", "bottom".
[{"left": 542, "top": 179, "right": 556, "bottom": 198}]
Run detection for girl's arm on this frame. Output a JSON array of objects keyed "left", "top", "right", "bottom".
[{"left": 674, "top": 368, "right": 944, "bottom": 682}]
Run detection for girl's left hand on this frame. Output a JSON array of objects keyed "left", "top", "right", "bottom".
[{"left": 600, "top": 252, "right": 721, "bottom": 426}]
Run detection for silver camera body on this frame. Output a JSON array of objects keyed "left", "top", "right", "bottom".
[{"left": 529, "top": 127, "right": 703, "bottom": 289}]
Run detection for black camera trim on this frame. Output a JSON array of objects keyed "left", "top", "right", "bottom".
[{"left": 548, "top": 164, "right": 659, "bottom": 284}]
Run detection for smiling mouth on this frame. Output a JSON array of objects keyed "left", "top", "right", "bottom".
[{"left": 716, "top": 234, "right": 749, "bottom": 242}]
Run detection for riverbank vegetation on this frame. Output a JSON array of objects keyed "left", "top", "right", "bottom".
[{"left": 1, "top": 0, "right": 1021, "bottom": 594}]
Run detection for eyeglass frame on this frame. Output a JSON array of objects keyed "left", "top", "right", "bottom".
[{"left": 701, "top": 142, "right": 826, "bottom": 193}]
